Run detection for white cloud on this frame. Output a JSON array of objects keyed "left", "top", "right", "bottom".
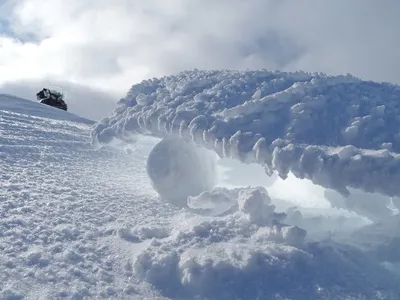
[{"left": 1, "top": 0, "right": 400, "bottom": 97}]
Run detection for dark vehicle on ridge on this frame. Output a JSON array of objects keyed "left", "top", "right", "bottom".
[{"left": 36, "top": 88, "right": 68, "bottom": 111}]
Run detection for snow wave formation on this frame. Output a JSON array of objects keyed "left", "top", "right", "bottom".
[{"left": 91, "top": 69, "right": 400, "bottom": 198}]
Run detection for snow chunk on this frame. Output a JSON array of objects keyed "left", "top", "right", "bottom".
[
  {"left": 252, "top": 225, "right": 306, "bottom": 246},
  {"left": 337, "top": 145, "right": 358, "bottom": 159},
  {"left": 237, "top": 187, "right": 282, "bottom": 225},
  {"left": 187, "top": 188, "right": 237, "bottom": 216},
  {"left": 146, "top": 137, "right": 216, "bottom": 207}
]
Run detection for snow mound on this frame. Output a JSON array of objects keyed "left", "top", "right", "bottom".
[
  {"left": 132, "top": 186, "right": 399, "bottom": 300},
  {"left": 91, "top": 69, "right": 400, "bottom": 198}
]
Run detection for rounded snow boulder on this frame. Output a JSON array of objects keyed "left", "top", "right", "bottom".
[{"left": 146, "top": 137, "right": 216, "bottom": 207}]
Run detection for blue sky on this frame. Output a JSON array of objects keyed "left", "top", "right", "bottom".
[
  {"left": 1, "top": 0, "right": 400, "bottom": 98},
  {"left": 0, "top": 19, "right": 11, "bottom": 36},
  {"left": 0, "top": 1, "right": 12, "bottom": 37},
  {"left": 0, "top": 19, "right": 39, "bottom": 43}
]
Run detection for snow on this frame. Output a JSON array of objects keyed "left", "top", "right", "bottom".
[
  {"left": 146, "top": 137, "right": 216, "bottom": 207},
  {"left": 2, "top": 71, "right": 400, "bottom": 299},
  {"left": 0, "top": 81, "right": 117, "bottom": 121},
  {"left": 0, "top": 94, "right": 93, "bottom": 124},
  {"left": 0, "top": 95, "right": 165, "bottom": 298},
  {"left": 91, "top": 69, "right": 400, "bottom": 199}
]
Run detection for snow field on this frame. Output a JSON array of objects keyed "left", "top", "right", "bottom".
[{"left": 2, "top": 67, "right": 400, "bottom": 300}]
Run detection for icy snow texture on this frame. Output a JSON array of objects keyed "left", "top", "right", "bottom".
[
  {"left": 0, "top": 95, "right": 168, "bottom": 299},
  {"left": 91, "top": 69, "right": 400, "bottom": 198},
  {"left": 133, "top": 186, "right": 399, "bottom": 300},
  {"left": 2, "top": 92, "right": 400, "bottom": 299}
]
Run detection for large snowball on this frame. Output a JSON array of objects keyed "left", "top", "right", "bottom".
[{"left": 146, "top": 137, "right": 216, "bottom": 207}]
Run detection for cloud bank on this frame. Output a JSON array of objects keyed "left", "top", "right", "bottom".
[{"left": 1, "top": 0, "right": 400, "bottom": 96}]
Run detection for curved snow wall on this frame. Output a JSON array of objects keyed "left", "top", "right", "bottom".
[{"left": 91, "top": 69, "right": 400, "bottom": 198}]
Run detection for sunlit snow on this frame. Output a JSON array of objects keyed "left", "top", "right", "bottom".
[
  {"left": 92, "top": 69, "right": 400, "bottom": 200},
  {"left": 2, "top": 69, "right": 400, "bottom": 299}
]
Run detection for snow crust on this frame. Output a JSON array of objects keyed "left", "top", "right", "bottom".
[
  {"left": 3, "top": 84, "right": 400, "bottom": 299},
  {"left": 91, "top": 69, "right": 400, "bottom": 198},
  {"left": 132, "top": 185, "right": 399, "bottom": 300},
  {"left": 0, "top": 96, "right": 163, "bottom": 298}
]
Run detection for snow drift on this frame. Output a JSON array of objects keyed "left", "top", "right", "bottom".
[
  {"left": 131, "top": 186, "right": 399, "bottom": 300},
  {"left": 91, "top": 69, "right": 400, "bottom": 199},
  {"left": 2, "top": 90, "right": 400, "bottom": 299}
]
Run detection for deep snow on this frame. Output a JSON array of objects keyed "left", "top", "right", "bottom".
[
  {"left": 2, "top": 70, "right": 400, "bottom": 299},
  {"left": 92, "top": 69, "right": 400, "bottom": 199}
]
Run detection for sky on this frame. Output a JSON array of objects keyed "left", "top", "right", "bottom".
[{"left": 0, "top": 0, "right": 399, "bottom": 113}]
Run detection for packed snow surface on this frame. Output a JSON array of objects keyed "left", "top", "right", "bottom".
[
  {"left": 2, "top": 73, "right": 400, "bottom": 300},
  {"left": 0, "top": 95, "right": 165, "bottom": 298},
  {"left": 92, "top": 69, "right": 400, "bottom": 198}
]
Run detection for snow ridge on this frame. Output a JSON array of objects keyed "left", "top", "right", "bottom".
[{"left": 91, "top": 69, "right": 400, "bottom": 197}]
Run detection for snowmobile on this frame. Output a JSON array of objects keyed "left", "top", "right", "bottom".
[{"left": 36, "top": 88, "right": 68, "bottom": 111}]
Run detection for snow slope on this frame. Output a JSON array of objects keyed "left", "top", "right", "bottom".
[
  {"left": 0, "top": 80, "right": 118, "bottom": 121},
  {"left": 2, "top": 79, "right": 400, "bottom": 299},
  {"left": 0, "top": 96, "right": 165, "bottom": 299},
  {"left": 0, "top": 94, "right": 94, "bottom": 124},
  {"left": 92, "top": 69, "right": 400, "bottom": 199}
]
